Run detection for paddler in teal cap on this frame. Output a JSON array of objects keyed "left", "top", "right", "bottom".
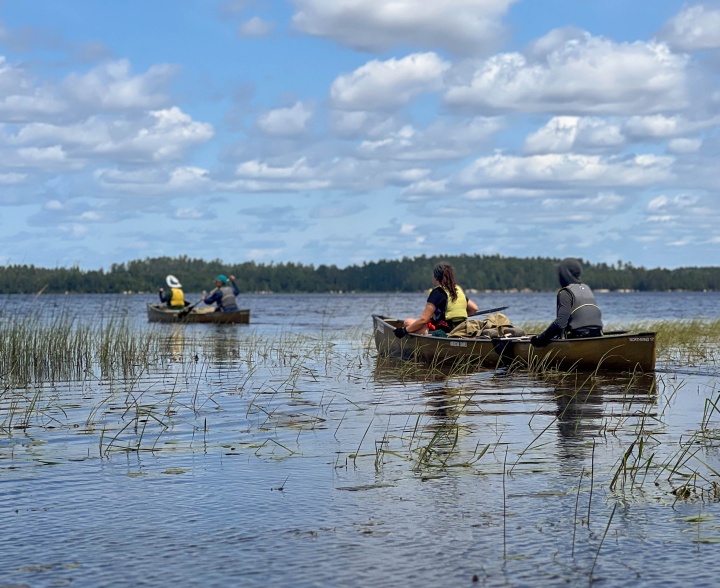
[{"left": 203, "top": 274, "right": 240, "bottom": 312}]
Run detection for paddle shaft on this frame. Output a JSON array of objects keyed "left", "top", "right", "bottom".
[
  {"left": 467, "top": 305, "right": 509, "bottom": 319},
  {"left": 178, "top": 296, "right": 204, "bottom": 318}
]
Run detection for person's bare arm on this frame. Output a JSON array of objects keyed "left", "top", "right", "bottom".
[
  {"left": 466, "top": 299, "right": 478, "bottom": 315},
  {"left": 406, "top": 303, "right": 435, "bottom": 333}
]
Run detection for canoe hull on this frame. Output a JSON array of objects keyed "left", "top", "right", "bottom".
[
  {"left": 494, "top": 332, "right": 657, "bottom": 372},
  {"left": 147, "top": 304, "right": 250, "bottom": 324},
  {"left": 372, "top": 315, "right": 502, "bottom": 369}
]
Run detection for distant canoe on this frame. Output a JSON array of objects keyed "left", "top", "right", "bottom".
[
  {"left": 147, "top": 304, "right": 250, "bottom": 324},
  {"left": 493, "top": 331, "right": 657, "bottom": 373},
  {"left": 372, "top": 315, "right": 503, "bottom": 369}
]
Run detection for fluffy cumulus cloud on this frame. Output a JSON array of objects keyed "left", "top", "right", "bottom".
[
  {"left": 638, "top": 193, "right": 720, "bottom": 251},
  {"left": 667, "top": 137, "right": 703, "bottom": 153},
  {"left": 523, "top": 116, "right": 624, "bottom": 154},
  {"left": 61, "top": 59, "right": 177, "bottom": 114},
  {"left": 538, "top": 192, "right": 625, "bottom": 222},
  {"left": 238, "top": 16, "right": 274, "bottom": 37},
  {"left": 0, "top": 56, "right": 65, "bottom": 122},
  {"left": 401, "top": 178, "right": 448, "bottom": 197},
  {"left": 357, "top": 116, "right": 503, "bottom": 160},
  {"left": 646, "top": 193, "right": 706, "bottom": 221},
  {"left": 330, "top": 52, "right": 449, "bottom": 111},
  {"left": 234, "top": 157, "right": 331, "bottom": 191},
  {"left": 459, "top": 152, "right": 674, "bottom": 188},
  {"left": 257, "top": 101, "right": 314, "bottom": 136},
  {"left": 8, "top": 107, "right": 213, "bottom": 162},
  {"left": 444, "top": 31, "right": 688, "bottom": 115},
  {"left": 658, "top": 4, "right": 720, "bottom": 51},
  {"left": 95, "top": 165, "right": 213, "bottom": 194},
  {"left": 291, "top": 0, "right": 516, "bottom": 55},
  {"left": 29, "top": 199, "right": 120, "bottom": 227},
  {"left": 232, "top": 154, "right": 434, "bottom": 193},
  {"left": 0, "top": 51, "right": 216, "bottom": 212},
  {"left": 622, "top": 114, "right": 720, "bottom": 140},
  {"left": 5, "top": 2, "right": 720, "bottom": 270}
]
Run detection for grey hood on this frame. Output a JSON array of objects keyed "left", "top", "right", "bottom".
[{"left": 557, "top": 258, "right": 582, "bottom": 287}]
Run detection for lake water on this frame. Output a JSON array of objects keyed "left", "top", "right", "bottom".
[{"left": 1, "top": 292, "right": 720, "bottom": 587}]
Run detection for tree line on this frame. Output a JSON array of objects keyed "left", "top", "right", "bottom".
[{"left": 0, "top": 254, "right": 718, "bottom": 294}]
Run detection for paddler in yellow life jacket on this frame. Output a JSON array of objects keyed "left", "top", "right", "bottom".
[
  {"left": 394, "top": 262, "right": 479, "bottom": 338},
  {"left": 158, "top": 274, "right": 188, "bottom": 309}
]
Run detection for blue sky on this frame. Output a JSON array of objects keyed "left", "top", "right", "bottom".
[{"left": 0, "top": 0, "right": 719, "bottom": 270}]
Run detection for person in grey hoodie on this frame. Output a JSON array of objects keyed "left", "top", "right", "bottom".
[{"left": 530, "top": 258, "right": 603, "bottom": 348}]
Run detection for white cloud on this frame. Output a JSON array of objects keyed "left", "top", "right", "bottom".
[
  {"left": 236, "top": 157, "right": 317, "bottom": 180},
  {"left": 257, "top": 101, "right": 314, "bottom": 136},
  {"left": 0, "top": 55, "right": 183, "bottom": 140},
  {"left": 642, "top": 193, "right": 720, "bottom": 238},
  {"left": 623, "top": 114, "right": 720, "bottom": 140},
  {"left": 645, "top": 193, "right": 720, "bottom": 227},
  {"left": 58, "top": 223, "right": 90, "bottom": 237},
  {"left": 647, "top": 193, "right": 700, "bottom": 211},
  {"left": 8, "top": 107, "right": 213, "bottom": 162},
  {"left": 233, "top": 157, "right": 331, "bottom": 191},
  {"left": 44, "top": 199, "right": 64, "bottom": 210},
  {"left": 582, "top": 192, "right": 624, "bottom": 210},
  {"left": 330, "top": 52, "right": 449, "bottom": 111},
  {"left": 62, "top": 59, "right": 176, "bottom": 112},
  {"left": 174, "top": 207, "right": 211, "bottom": 219},
  {"left": 400, "top": 179, "right": 448, "bottom": 200},
  {"left": 524, "top": 116, "right": 624, "bottom": 154},
  {"left": 238, "top": 17, "right": 274, "bottom": 37},
  {"left": 623, "top": 114, "right": 681, "bottom": 138},
  {"left": 460, "top": 152, "right": 674, "bottom": 187},
  {"left": 328, "top": 110, "right": 405, "bottom": 139},
  {"left": 357, "top": 116, "right": 503, "bottom": 160},
  {"left": 659, "top": 4, "right": 720, "bottom": 51},
  {"left": 445, "top": 32, "right": 688, "bottom": 115},
  {"left": 647, "top": 195, "right": 669, "bottom": 211},
  {"left": 95, "top": 165, "right": 212, "bottom": 194},
  {"left": 291, "top": 0, "right": 516, "bottom": 55},
  {"left": 668, "top": 137, "right": 702, "bottom": 153},
  {"left": 0, "top": 172, "right": 26, "bottom": 184},
  {"left": 0, "top": 56, "right": 65, "bottom": 121},
  {"left": 17, "top": 145, "right": 70, "bottom": 165}
]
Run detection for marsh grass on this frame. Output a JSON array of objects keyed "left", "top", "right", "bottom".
[
  {"left": 3, "top": 313, "right": 720, "bottom": 506},
  {"left": 6, "top": 311, "right": 720, "bottom": 587},
  {"left": 0, "top": 313, "right": 165, "bottom": 388}
]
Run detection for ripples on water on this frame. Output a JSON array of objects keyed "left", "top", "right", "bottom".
[{"left": 1, "top": 292, "right": 720, "bottom": 587}]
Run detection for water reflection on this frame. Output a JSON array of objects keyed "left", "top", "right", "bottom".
[
  {"left": 161, "top": 326, "right": 187, "bottom": 362},
  {"left": 371, "top": 354, "right": 495, "bottom": 384},
  {"left": 156, "top": 324, "right": 246, "bottom": 366},
  {"left": 423, "top": 384, "right": 463, "bottom": 423},
  {"left": 546, "top": 372, "right": 658, "bottom": 461},
  {"left": 372, "top": 355, "right": 660, "bottom": 467}
]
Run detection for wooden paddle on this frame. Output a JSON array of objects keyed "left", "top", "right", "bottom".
[
  {"left": 178, "top": 295, "right": 205, "bottom": 319},
  {"left": 467, "top": 305, "right": 509, "bottom": 319}
]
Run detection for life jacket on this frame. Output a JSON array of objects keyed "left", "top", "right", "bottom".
[
  {"left": 443, "top": 285, "right": 468, "bottom": 322},
  {"left": 218, "top": 285, "right": 238, "bottom": 311},
  {"left": 564, "top": 283, "right": 602, "bottom": 335},
  {"left": 169, "top": 287, "right": 185, "bottom": 308}
]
